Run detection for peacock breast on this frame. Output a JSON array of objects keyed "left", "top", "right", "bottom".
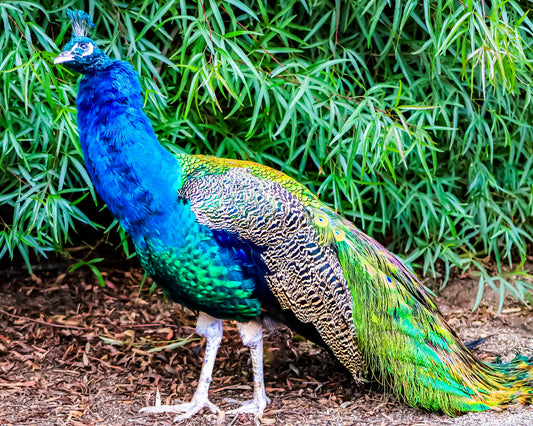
[{"left": 133, "top": 200, "right": 263, "bottom": 322}]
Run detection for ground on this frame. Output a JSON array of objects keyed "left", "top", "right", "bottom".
[{"left": 0, "top": 255, "right": 532, "bottom": 426}]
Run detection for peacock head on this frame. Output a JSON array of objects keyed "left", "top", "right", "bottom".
[{"left": 54, "top": 10, "right": 113, "bottom": 74}]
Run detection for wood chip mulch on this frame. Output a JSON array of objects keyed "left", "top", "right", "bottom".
[{"left": 0, "top": 257, "right": 532, "bottom": 425}]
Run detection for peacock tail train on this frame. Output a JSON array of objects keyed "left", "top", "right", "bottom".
[{"left": 323, "top": 208, "right": 533, "bottom": 414}]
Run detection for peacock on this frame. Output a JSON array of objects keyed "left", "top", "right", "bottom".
[{"left": 54, "top": 10, "right": 532, "bottom": 422}]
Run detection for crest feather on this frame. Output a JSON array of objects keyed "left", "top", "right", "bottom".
[{"left": 66, "top": 10, "right": 95, "bottom": 37}]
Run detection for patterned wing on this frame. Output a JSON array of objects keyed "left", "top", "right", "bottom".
[
  {"left": 176, "top": 156, "right": 365, "bottom": 378},
  {"left": 176, "top": 154, "right": 320, "bottom": 207}
]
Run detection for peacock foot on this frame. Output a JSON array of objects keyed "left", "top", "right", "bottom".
[
  {"left": 224, "top": 392, "right": 270, "bottom": 420},
  {"left": 140, "top": 388, "right": 221, "bottom": 423}
]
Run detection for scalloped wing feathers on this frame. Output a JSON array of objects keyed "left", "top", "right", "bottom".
[{"left": 177, "top": 159, "right": 365, "bottom": 377}]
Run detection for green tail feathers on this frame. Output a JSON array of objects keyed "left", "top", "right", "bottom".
[{"left": 336, "top": 224, "right": 533, "bottom": 415}]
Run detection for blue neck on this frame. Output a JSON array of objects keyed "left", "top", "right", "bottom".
[{"left": 76, "top": 61, "right": 182, "bottom": 239}]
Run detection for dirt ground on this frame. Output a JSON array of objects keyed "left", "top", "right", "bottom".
[{"left": 0, "top": 255, "right": 532, "bottom": 425}]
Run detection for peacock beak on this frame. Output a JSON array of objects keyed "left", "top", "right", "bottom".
[{"left": 54, "top": 50, "right": 75, "bottom": 64}]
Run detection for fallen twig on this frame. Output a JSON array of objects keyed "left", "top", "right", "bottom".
[{"left": 0, "top": 308, "right": 88, "bottom": 331}]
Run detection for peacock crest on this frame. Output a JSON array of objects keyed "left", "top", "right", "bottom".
[{"left": 66, "top": 9, "right": 95, "bottom": 37}]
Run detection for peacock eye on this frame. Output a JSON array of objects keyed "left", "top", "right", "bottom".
[{"left": 79, "top": 42, "right": 89, "bottom": 50}]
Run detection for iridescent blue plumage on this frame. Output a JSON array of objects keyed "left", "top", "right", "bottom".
[{"left": 75, "top": 59, "right": 262, "bottom": 321}]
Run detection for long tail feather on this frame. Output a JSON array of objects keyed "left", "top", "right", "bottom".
[{"left": 330, "top": 215, "right": 533, "bottom": 414}]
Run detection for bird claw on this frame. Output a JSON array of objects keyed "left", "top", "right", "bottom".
[
  {"left": 225, "top": 394, "right": 270, "bottom": 420},
  {"left": 140, "top": 388, "right": 221, "bottom": 422}
]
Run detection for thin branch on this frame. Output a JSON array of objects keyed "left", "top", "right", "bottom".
[
  {"left": 157, "top": 25, "right": 180, "bottom": 74},
  {"left": 333, "top": 0, "right": 340, "bottom": 59},
  {"left": 7, "top": 168, "right": 30, "bottom": 187},
  {"left": 120, "top": 322, "right": 179, "bottom": 329},
  {"left": 199, "top": 0, "right": 214, "bottom": 64},
  {"left": 0, "top": 308, "right": 88, "bottom": 330}
]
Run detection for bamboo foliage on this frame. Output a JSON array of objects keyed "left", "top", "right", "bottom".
[{"left": 0, "top": 0, "right": 532, "bottom": 307}]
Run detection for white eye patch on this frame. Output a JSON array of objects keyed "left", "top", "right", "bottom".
[
  {"left": 82, "top": 43, "right": 94, "bottom": 56},
  {"left": 72, "top": 42, "right": 94, "bottom": 56}
]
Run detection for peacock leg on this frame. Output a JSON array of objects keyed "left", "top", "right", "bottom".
[
  {"left": 225, "top": 320, "right": 270, "bottom": 419},
  {"left": 140, "top": 312, "right": 223, "bottom": 422}
]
